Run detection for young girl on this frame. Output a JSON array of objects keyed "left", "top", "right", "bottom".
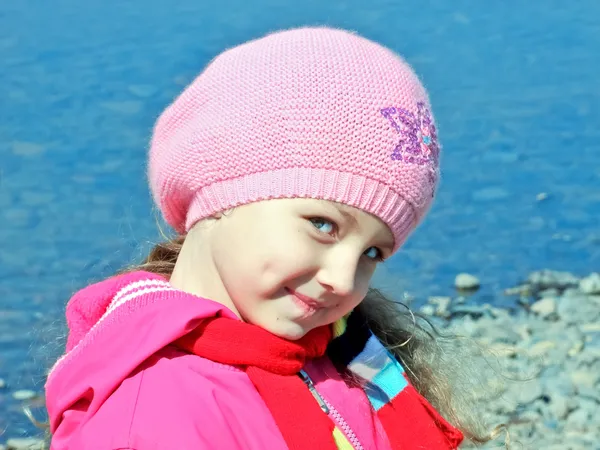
[{"left": 45, "top": 27, "right": 500, "bottom": 449}]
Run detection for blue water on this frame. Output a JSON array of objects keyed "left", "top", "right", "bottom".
[{"left": 1, "top": 0, "right": 599, "bottom": 439}]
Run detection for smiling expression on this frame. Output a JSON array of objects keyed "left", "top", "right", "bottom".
[{"left": 170, "top": 198, "right": 395, "bottom": 340}]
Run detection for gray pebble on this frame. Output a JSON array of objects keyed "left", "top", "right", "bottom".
[
  {"left": 518, "top": 409, "right": 540, "bottom": 422},
  {"left": 578, "top": 385, "right": 600, "bottom": 403},
  {"left": 538, "top": 287, "right": 560, "bottom": 297},
  {"left": 542, "top": 373, "right": 576, "bottom": 397},
  {"left": 419, "top": 304, "right": 435, "bottom": 316},
  {"left": 428, "top": 296, "right": 451, "bottom": 317},
  {"left": 514, "top": 381, "right": 543, "bottom": 404},
  {"left": 503, "top": 284, "right": 531, "bottom": 296},
  {"left": 579, "top": 273, "right": 600, "bottom": 295},
  {"left": 449, "top": 304, "right": 489, "bottom": 320},
  {"left": 527, "top": 269, "right": 579, "bottom": 290},
  {"left": 566, "top": 407, "right": 592, "bottom": 430},
  {"left": 548, "top": 394, "right": 570, "bottom": 419},
  {"left": 530, "top": 297, "right": 557, "bottom": 318},
  {"left": 0, "top": 378, "right": 6, "bottom": 389},
  {"left": 562, "top": 287, "right": 583, "bottom": 297},
  {"left": 558, "top": 295, "right": 600, "bottom": 324},
  {"left": 6, "top": 438, "right": 45, "bottom": 450},
  {"left": 12, "top": 390, "right": 37, "bottom": 401},
  {"left": 454, "top": 273, "right": 480, "bottom": 290}
]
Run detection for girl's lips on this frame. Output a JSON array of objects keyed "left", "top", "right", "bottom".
[{"left": 285, "top": 287, "right": 324, "bottom": 315}]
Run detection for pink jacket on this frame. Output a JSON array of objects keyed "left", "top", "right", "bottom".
[{"left": 45, "top": 272, "right": 436, "bottom": 449}]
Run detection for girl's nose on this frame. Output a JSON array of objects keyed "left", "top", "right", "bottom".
[{"left": 316, "top": 255, "right": 359, "bottom": 298}]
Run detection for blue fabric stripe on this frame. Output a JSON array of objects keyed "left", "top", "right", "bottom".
[
  {"left": 347, "top": 335, "right": 390, "bottom": 381},
  {"left": 364, "top": 358, "right": 408, "bottom": 411},
  {"left": 344, "top": 321, "right": 411, "bottom": 412}
]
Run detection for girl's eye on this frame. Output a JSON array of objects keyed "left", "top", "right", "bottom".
[
  {"left": 364, "top": 247, "right": 385, "bottom": 262},
  {"left": 308, "top": 217, "right": 386, "bottom": 263},
  {"left": 309, "top": 217, "right": 336, "bottom": 235}
]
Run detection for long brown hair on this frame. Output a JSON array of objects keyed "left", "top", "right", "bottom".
[{"left": 123, "top": 234, "right": 513, "bottom": 447}]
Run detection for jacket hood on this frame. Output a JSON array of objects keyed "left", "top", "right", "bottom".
[{"left": 45, "top": 271, "right": 236, "bottom": 435}]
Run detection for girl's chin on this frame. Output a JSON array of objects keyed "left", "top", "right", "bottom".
[{"left": 263, "top": 319, "right": 311, "bottom": 341}]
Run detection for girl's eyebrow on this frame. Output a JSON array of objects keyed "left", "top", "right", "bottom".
[
  {"left": 326, "top": 202, "right": 395, "bottom": 251},
  {"left": 317, "top": 201, "right": 358, "bottom": 228},
  {"left": 331, "top": 204, "right": 359, "bottom": 228}
]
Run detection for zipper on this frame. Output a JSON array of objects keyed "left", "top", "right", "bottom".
[
  {"left": 299, "top": 369, "right": 329, "bottom": 413},
  {"left": 299, "top": 369, "right": 364, "bottom": 450}
]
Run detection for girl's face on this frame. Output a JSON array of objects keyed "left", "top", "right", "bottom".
[{"left": 171, "top": 198, "right": 395, "bottom": 340}]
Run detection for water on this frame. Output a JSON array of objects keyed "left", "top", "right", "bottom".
[{"left": 1, "top": 0, "right": 599, "bottom": 439}]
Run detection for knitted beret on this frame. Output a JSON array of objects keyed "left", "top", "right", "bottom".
[{"left": 148, "top": 27, "right": 440, "bottom": 252}]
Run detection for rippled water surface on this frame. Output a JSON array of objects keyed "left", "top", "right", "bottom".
[{"left": 1, "top": 0, "right": 599, "bottom": 438}]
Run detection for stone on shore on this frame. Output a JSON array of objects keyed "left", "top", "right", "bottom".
[
  {"left": 6, "top": 438, "right": 45, "bottom": 450},
  {"left": 579, "top": 273, "right": 600, "bottom": 294},
  {"left": 453, "top": 270, "right": 600, "bottom": 448},
  {"left": 527, "top": 269, "right": 579, "bottom": 291},
  {"left": 454, "top": 273, "right": 481, "bottom": 291},
  {"left": 12, "top": 390, "right": 37, "bottom": 401},
  {"left": 530, "top": 297, "right": 557, "bottom": 318}
]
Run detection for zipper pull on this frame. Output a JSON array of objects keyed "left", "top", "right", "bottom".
[{"left": 299, "top": 369, "right": 330, "bottom": 414}]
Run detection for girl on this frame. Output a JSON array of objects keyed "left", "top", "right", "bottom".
[{"left": 45, "top": 27, "right": 501, "bottom": 449}]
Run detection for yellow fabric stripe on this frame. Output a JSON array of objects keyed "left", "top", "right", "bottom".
[
  {"left": 332, "top": 315, "right": 348, "bottom": 338},
  {"left": 332, "top": 315, "right": 353, "bottom": 449},
  {"left": 333, "top": 426, "right": 355, "bottom": 450}
]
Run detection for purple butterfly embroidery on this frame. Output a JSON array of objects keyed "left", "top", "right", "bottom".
[{"left": 380, "top": 102, "right": 440, "bottom": 168}]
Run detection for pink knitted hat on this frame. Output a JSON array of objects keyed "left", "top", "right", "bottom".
[{"left": 149, "top": 27, "right": 441, "bottom": 252}]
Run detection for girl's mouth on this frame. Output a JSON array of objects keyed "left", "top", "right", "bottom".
[{"left": 285, "top": 287, "right": 324, "bottom": 317}]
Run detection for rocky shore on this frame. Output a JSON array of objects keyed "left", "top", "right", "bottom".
[
  {"left": 437, "top": 270, "right": 600, "bottom": 449},
  {"left": 1, "top": 270, "right": 599, "bottom": 449}
]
